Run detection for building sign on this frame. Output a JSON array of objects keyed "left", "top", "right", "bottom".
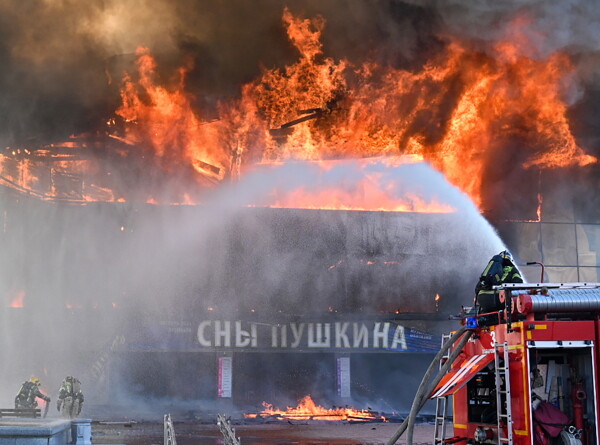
[
  {"left": 196, "top": 320, "right": 436, "bottom": 352},
  {"left": 126, "top": 318, "right": 440, "bottom": 353},
  {"left": 217, "top": 356, "right": 232, "bottom": 398}
]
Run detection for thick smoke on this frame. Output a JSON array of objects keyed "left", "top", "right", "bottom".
[
  {"left": 2, "top": 2, "right": 599, "bottom": 111},
  {"left": 1, "top": 0, "right": 597, "bottom": 416},
  {"left": 410, "top": 1, "right": 600, "bottom": 129},
  {"left": 414, "top": 0, "right": 600, "bottom": 59},
  {"left": 0, "top": 0, "right": 442, "bottom": 145},
  {"left": 1, "top": 0, "right": 599, "bottom": 138},
  {"left": 1, "top": 0, "right": 598, "bottom": 221}
]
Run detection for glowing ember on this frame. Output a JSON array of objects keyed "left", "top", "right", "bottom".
[{"left": 243, "top": 395, "right": 386, "bottom": 422}]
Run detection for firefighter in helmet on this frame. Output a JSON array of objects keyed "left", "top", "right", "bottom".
[
  {"left": 14, "top": 377, "right": 51, "bottom": 409},
  {"left": 475, "top": 250, "right": 523, "bottom": 313},
  {"left": 57, "top": 376, "right": 84, "bottom": 418}
]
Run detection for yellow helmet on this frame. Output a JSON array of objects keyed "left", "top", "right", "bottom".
[{"left": 30, "top": 377, "right": 40, "bottom": 385}]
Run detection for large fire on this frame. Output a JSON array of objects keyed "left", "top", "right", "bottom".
[
  {"left": 0, "top": 8, "right": 595, "bottom": 212},
  {"left": 243, "top": 395, "right": 386, "bottom": 422}
]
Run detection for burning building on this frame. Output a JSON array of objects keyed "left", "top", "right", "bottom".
[
  {"left": 1, "top": 0, "right": 600, "bottom": 417},
  {"left": 0, "top": 177, "right": 503, "bottom": 413}
]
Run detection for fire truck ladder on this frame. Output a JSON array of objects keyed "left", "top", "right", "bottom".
[
  {"left": 433, "top": 333, "right": 452, "bottom": 445},
  {"left": 494, "top": 342, "right": 513, "bottom": 445}
]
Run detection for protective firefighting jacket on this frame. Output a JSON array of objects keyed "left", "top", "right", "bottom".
[
  {"left": 57, "top": 377, "right": 84, "bottom": 416},
  {"left": 14, "top": 381, "right": 50, "bottom": 409},
  {"left": 476, "top": 256, "right": 523, "bottom": 313}
]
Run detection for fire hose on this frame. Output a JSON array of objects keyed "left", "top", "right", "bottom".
[
  {"left": 385, "top": 326, "right": 473, "bottom": 445},
  {"left": 571, "top": 380, "right": 586, "bottom": 444}
]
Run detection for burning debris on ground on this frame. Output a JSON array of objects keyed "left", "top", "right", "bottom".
[{"left": 242, "top": 395, "right": 394, "bottom": 424}]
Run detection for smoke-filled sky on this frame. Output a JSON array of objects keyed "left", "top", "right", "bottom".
[{"left": 1, "top": 0, "right": 599, "bottom": 145}]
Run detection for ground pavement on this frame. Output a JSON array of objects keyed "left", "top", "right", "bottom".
[{"left": 91, "top": 420, "right": 451, "bottom": 445}]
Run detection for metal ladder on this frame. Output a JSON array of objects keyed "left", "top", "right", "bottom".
[
  {"left": 164, "top": 414, "right": 178, "bottom": 445},
  {"left": 494, "top": 341, "right": 513, "bottom": 445},
  {"left": 433, "top": 333, "right": 452, "bottom": 445},
  {"left": 217, "top": 413, "right": 241, "bottom": 445}
]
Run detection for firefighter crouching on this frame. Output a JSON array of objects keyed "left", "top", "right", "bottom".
[
  {"left": 57, "top": 376, "right": 84, "bottom": 418},
  {"left": 14, "top": 377, "right": 51, "bottom": 409}
]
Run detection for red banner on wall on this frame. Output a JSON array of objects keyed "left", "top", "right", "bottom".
[{"left": 218, "top": 356, "right": 232, "bottom": 398}]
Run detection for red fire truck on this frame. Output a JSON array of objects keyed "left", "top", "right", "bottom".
[{"left": 431, "top": 283, "right": 600, "bottom": 445}]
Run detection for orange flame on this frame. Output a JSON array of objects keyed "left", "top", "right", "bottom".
[
  {"left": 0, "top": 9, "right": 595, "bottom": 214},
  {"left": 116, "top": 47, "right": 228, "bottom": 183},
  {"left": 243, "top": 395, "right": 385, "bottom": 422},
  {"left": 232, "top": 11, "right": 596, "bottom": 209}
]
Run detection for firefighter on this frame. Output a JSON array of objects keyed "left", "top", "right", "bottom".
[
  {"left": 475, "top": 250, "right": 523, "bottom": 313},
  {"left": 57, "top": 376, "right": 84, "bottom": 418},
  {"left": 14, "top": 377, "right": 51, "bottom": 409}
]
